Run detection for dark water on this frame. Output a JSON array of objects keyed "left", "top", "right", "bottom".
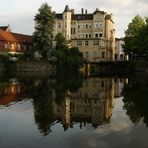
[{"left": 0, "top": 73, "right": 148, "bottom": 148}]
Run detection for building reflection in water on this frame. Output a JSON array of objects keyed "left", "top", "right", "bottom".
[
  {"left": 114, "top": 78, "right": 128, "bottom": 98},
  {"left": 0, "top": 76, "right": 129, "bottom": 135},
  {"left": 0, "top": 79, "right": 27, "bottom": 106},
  {"left": 52, "top": 77, "right": 115, "bottom": 130}
]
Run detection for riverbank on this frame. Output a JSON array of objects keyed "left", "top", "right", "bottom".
[
  {"left": 134, "top": 61, "right": 148, "bottom": 74},
  {"left": 0, "top": 60, "right": 56, "bottom": 76},
  {"left": 83, "top": 61, "right": 133, "bottom": 77},
  {"left": 2, "top": 60, "right": 147, "bottom": 77}
]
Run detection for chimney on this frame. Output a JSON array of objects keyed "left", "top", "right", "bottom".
[
  {"left": 81, "top": 8, "right": 84, "bottom": 14},
  {"left": 71, "top": 9, "right": 74, "bottom": 14},
  {"left": 85, "top": 10, "right": 87, "bottom": 14}
]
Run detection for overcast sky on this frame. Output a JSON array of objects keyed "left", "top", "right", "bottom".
[{"left": 0, "top": 0, "right": 148, "bottom": 37}]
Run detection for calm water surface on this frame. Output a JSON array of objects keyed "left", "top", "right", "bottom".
[{"left": 0, "top": 74, "right": 148, "bottom": 148}]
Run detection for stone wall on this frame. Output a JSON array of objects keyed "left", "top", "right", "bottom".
[{"left": 16, "top": 61, "right": 56, "bottom": 75}]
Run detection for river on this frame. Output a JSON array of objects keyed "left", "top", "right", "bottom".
[{"left": 0, "top": 73, "right": 148, "bottom": 148}]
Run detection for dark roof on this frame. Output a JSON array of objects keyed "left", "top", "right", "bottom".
[
  {"left": 72, "top": 14, "right": 93, "bottom": 20},
  {"left": 0, "top": 26, "right": 9, "bottom": 31},
  {"left": 55, "top": 13, "right": 93, "bottom": 20},
  {"left": 93, "top": 9, "right": 106, "bottom": 15},
  {"left": 55, "top": 13, "right": 63, "bottom": 19},
  {"left": 13, "top": 33, "right": 32, "bottom": 43},
  {"left": 64, "top": 5, "right": 70, "bottom": 12},
  {"left": 105, "top": 15, "right": 114, "bottom": 23}
]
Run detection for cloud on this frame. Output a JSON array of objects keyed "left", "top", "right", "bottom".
[
  {"left": 78, "top": 0, "right": 148, "bottom": 37},
  {"left": 0, "top": 0, "right": 148, "bottom": 37}
]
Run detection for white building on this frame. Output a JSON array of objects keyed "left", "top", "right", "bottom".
[
  {"left": 53, "top": 5, "right": 115, "bottom": 62},
  {"left": 115, "top": 38, "right": 128, "bottom": 61}
]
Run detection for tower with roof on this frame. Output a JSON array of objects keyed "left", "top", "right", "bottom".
[{"left": 54, "top": 5, "right": 115, "bottom": 61}]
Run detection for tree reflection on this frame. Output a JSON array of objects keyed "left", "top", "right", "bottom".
[
  {"left": 32, "top": 71, "right": 84, "bottom": 136},
  {"left": 122, "top": 76, "right": 148, "bottom": 126},
  {"left": 32, "top": 79, "right": 54, "bottom": 136}
]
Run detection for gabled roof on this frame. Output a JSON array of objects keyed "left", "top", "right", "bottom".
[
  {"left": 0, "top": 30, "right": 32, "bottom": 43},
  {"left": 13, "top": 33, "right": 32, "bottom": 43},
  {"left": 0, "top": 30, "right": 17, "bottom": 42}
]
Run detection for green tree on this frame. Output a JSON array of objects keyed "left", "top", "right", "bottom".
[
  {"left": 123, "top": 15, "right": 145, "bottom": 54},
  {"left": 55, "top": 33, "right": 67, "bottom": 50},
  {"left": 125, "top": 15, "right": 145, "bottom": 37},
  {"left": 54, "top": 33, "right": 84, "bottom": 71},
  {"left": 122, "top": 77, "right": 148, "bottom": 126},
  {"left": 33, "top": 3, "right": 55, "bottom": 58}
]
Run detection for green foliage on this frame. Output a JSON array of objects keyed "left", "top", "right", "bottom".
[
  {"left": 33, "top": 3, "right": 55, "bottom": 58},
  {"left": 55, "top": 33, "right": 84, "bottom": 71},
  {"left": 55, "top": 33, "right": 67, "bottom": 50},
  {"left": 123, "top": 15, "right": 148, "bottom": 55},
  {"left": 125, "top": 15, "right": 145, "bottom": 37}
]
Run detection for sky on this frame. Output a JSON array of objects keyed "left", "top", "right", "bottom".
[{"left": 0, "top": 0, "right": 148, "bottom": 37}]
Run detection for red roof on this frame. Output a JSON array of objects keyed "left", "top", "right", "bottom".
[
  {"left": 13, "top": 33, "right": 32, "bottom": 43},
  {"left": 0, "top": 29, "right": 17, "bottom": 42},
  {"left": 0, "top": 29, "right": 32, "bottom": 43}
]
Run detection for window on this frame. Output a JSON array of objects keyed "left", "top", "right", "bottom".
[
  {"left": 77, "top": 41, "right": 82, "bottom": 46},
  {"left": 95, "top": 33, "right": 99, "bottom": 38},
  {"left": 89, "top": 33, "right": 91, "bottom": 38},
  {"left": 89, "top": 25, "right": 91, "bottom": 28},
  {"left": 99, "top": 23, "right": 102, "bottom": 28},
  {"left": 115, "top": 54, "right": 117, "bottom": 61},
  {"left": 58, "top": 23, "right": 61, "bottom": 28},
  {"left": 85, "top": 52, "right": 89, "bottom": 58},
  {"left": 86, "top": 33, "right": 88, "bottom": 38},
  {"left": 11, "top": 43, "right": 14, "bottom": 50},
  {"left": 93, "top": 40, "right": 99, "bottom": 45},
  {"left": 78, "top": 25, "right": 80, "bottom": 29},
  {"left": 93, "top": 52, "right": 97, "bottom": 58},
  {"left": 95, "top": 23, "right": 99, "bottom": 28},
  {"left": 4, "top": 43, "right": 8, "bottom": 49},
  {"left": 85, "top": 41, "right": 89, "bottom": 46},
  {"left": 120, "top": 54, "right": 124, "bottom": 61},
  {"left": 86, "top": 24, "right": 88, "bottom": 29},
  {"left": 82, "top": 33, "right": 85, "bottom": 38},
  {"left": 101, "top": 81, "right": 105, "bottom": 88},
  {"left": 71, "top": 28, "right": 76, "bottom": 34},
  {"left": 101, "top": 52, "right": 105, "bottom": 58},
  {"left": 85, "top": 93, "right": 88, "bottom": 98},
  {"left": 17, "top": 44, "right": 21, "bottom": 50},
  {"left": 99, "top": 33, "right": 103, "bottom": 37}
]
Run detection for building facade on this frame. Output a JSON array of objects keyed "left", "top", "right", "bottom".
[
  {"left": 53, "top": 5, "right": 115, "bottom": 62},
  {"left": 115, "top": 38, "right": 128, "bottom": 61},
  {"left": 52, "top": 77, "right": 114, "bottom": 129}
]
